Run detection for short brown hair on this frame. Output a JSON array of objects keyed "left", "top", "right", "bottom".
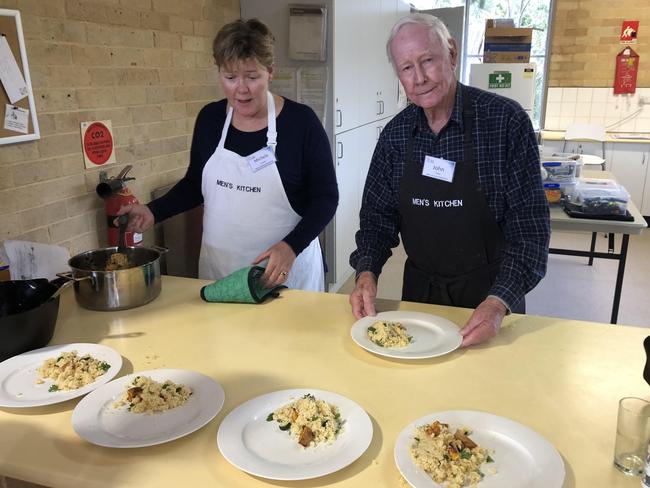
[{"left": 212, "top": 19, "right": 275, "bottom": 69}]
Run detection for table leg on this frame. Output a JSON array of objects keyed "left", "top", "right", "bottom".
[
  {"left": 610, "top": 234, "right": 630, "bottom": 324},
  {"left": 588, "top": 232, "right": 597, "bottom": 266}
]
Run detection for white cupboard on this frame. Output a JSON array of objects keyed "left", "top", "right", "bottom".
[
  {"left": 333, "top": 131, "right": 360, "bottom": 285},
  {"left": 332, "top": 119, "right": 390, "bottom": 287},
  {"left": 333, "top": 0, "right": 362, "bottom": 133},
  {"left": 609, "top": 143, "right": 649, "bottom": 211},
  {"left": 329, "top": 0, "right": 409, "bottom": 291}
]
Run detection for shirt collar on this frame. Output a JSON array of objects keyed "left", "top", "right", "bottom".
[{"left": 412, "top": 81, "right": 464, "bottom": 136}]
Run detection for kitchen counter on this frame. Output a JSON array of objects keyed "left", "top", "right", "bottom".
[
  {"left": 1, "top": 276, "right": 648, "bottom": 488},
  {"left": 541, "top": 130, "right": 650, "bottom": 143}
]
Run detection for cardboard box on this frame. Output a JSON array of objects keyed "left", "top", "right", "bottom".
[{"left": 483, "top": 19, "right": 532, "bottom": 63}]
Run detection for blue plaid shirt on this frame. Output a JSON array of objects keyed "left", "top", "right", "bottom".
[{"left": 350, "top": 83, "right": 550, "bottom": 309}]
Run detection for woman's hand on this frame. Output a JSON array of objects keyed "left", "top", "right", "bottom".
[
  {"left": 116, "top": 204, "right": 155, "bottom": 233},
  {"left": 253, "top": 241, "right": 296, "bottom": 288}
]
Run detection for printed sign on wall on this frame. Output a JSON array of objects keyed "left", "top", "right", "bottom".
[
  {"left": 488, "top": 71, "right": 512, "bottom": 89},
  {"left": 620, "top": 20, "right": 639, "bottom": 44},
  {"left": 614, "top": 47, "right": 639, "bottom": 94},
  {"left": 80, "top": 120, "right": 116, "bottom": 168}
]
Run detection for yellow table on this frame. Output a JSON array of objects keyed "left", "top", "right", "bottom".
[{"left": 1, "top": 276, "right": 648, "bottom": 487}]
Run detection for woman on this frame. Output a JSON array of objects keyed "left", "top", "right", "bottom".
[{"left": 119, "top": 19, "right": 338, "bottom": 291}]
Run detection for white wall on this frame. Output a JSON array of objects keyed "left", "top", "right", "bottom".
[{"left": 240, "top": 0, "right": 334, "bottom": 145}]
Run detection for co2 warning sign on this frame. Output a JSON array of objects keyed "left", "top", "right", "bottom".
[{"left": 81, "top": 120, "right": 115, "bottom": 168}]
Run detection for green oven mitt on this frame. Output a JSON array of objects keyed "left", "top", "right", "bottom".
[{"left": 200, "top": 265, "right": 286, "bottom": 304}]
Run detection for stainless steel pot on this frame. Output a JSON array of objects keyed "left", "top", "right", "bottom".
[{"left": 59, "top": 246, "right": 167, "bottom": 311}]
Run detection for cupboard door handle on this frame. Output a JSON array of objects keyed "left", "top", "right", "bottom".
[
  {"left": 380, "top": 100, "right": 384, "bottom": 114},
  {"left": 336, "top": 109, "right": 342, "bottom": 127},
  {"left": 376, "top": 101, "right": 381, "bottom": 116},
  {"left": 337, "top": 141, "right": 343, "bottom": 159}
]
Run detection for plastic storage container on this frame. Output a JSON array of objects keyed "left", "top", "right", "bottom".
[
  {"left": 541, "top": 154, "right": 583, "bottom": 183},
  {"left": 565, "top": 178, "right": 630, "bottom": 215},
  {"left": 543, "top": 182, "right": 576, "bottom": 204}
]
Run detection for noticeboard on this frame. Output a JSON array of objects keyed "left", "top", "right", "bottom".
[{"left": 0, "top": 9, "right": 39, "bottom": 145}]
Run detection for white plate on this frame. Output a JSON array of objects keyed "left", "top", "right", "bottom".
[
  {"left": 72, "top": 369, "right": 225, "bottom": 448},
  {"left": 0, "top": 343, "right": 123, "bottom": 408},
  {"left": 394, "top": 410, "right": 565, "bottom": 488},
  {"left": 217, "top": 388, "right": 373, "bottom": 480},
  {"left": 351, "top": 311, "right": 462, "bottom": 359}
]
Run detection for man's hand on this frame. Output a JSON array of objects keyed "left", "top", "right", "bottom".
[
  {"left": 349, "top": 271, "right": 378, "bottom": 319},
  {"left": 459, "top": 297, "right": 507, "bottom": 347}
]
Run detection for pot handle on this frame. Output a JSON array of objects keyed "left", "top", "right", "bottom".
[
  {"left": 48, "top": 278, "right": 74, "bottom": 300},
  {"left": 56, "top": 271, "right": 92, "bottom": 283},
  {"left": 151, "top": 245, "right": 169, "bottom": 255}
]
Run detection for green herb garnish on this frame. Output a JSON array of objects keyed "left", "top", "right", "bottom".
[
  {"left": 99, "top": 362, "right": 110, "bottom": 371},
  {"left": 367, "top": 326, "right": 376, "bottom": 333},
  {"left": 279, "top": 423, "right": 291, "bottom": 431},
  {"left": 302, "top": 393, "right": 315, "bottom": 400},
  {"left": 266, "top": 413, "right": 274, "bottom": 421},
  {"left": 48, "top": 384, "right": 60, "bottom": 392},
  {"left": 175, "top": 387, "right": 182, "bottom": 393},
  {"left": 460, "top": 449, "right": 472, "bottom": 460},
  {"left": 486, "top": 455, "right": 494, "bottom": 463}
]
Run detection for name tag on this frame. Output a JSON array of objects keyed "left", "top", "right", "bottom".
[
  {"left": 422, "top": 155, "right": 455, "bottom": 183},
  {"left": 246, "top": 146, "right": 276, "bottom": 173}
]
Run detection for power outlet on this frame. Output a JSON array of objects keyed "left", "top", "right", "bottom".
[{"left": 639, "top": 96, "right": 650, "bottom": 106}]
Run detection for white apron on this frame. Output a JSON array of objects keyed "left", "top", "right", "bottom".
[{"left": 198, "top": 92, "right": 324, "bottom": 291}]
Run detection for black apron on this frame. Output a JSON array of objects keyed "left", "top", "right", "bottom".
[{"left": 398, "top": 84, "right": 524, "bottom": 312}]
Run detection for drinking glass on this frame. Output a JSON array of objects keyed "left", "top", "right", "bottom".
[{"left": 614, "top": 397, "right": 650, "bottom": 475}]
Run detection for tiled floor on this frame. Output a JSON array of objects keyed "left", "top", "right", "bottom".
[{"left": 338, "top": 227, "right": 650, "bottom": 328}]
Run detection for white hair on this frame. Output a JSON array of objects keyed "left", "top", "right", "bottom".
[{"left": 386, "top": 13, "right": 453, "bottom": 69}]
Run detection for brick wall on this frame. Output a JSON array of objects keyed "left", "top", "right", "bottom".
[
  {"left": 549, "top": 0, "right": 650, "bottom": 87},
  {"left": 0, "top": 0, "right": 239, "bottom": 255}
]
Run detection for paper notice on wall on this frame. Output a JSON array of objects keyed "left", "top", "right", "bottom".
[
  {"left": 297, "top": 67, "right": 328, "bottom": 125},
  {"left": 4, "top": 104, "right": 29, "bottom": 133},
  {"left": 0, "top": 36, "right": 28, "bottom": 104},
  {"left": 270, "top": 67, "right": 297, "bottom": 100},
  {"left": 289, "top": 6, "right": 327, "bottom": 62}
]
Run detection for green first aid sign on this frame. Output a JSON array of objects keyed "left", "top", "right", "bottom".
[{"left": 488, "top": 71, "right": 511, "bottom": 89}]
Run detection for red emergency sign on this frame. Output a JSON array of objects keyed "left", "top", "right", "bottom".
[
  {"left": 620, "top": 21, "right": 639, "bottom": 44},
  {"left": 614, "top": 47, "right": 639, "bottom": 95}
]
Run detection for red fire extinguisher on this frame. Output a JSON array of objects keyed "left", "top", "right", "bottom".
[{"left": 96, "top": 165, "right": 143, "bottom": 247}]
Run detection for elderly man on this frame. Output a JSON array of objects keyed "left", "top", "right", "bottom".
[{"left": 349, "top": 13, "right": 550, "bottom": 347}]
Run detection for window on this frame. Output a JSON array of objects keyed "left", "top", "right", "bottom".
[{"left": 408, "top": 0, "right": 553, "bottom": 129}]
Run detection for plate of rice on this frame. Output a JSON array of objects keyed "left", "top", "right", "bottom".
[
  {"left": 72, "top": 369, "right": 225, "bottom": 448},
  {"left": 394, "top": 410, "right": 564, "bottom": 488},
  {"left": 351, "top": 311, "right": 462, "bottom": 359},
  {"left": 0, "top": 343, "right": 122, "bottom": 408},
  {"left": 217, "top": 388, "right": 373, "bottom": 480}
]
